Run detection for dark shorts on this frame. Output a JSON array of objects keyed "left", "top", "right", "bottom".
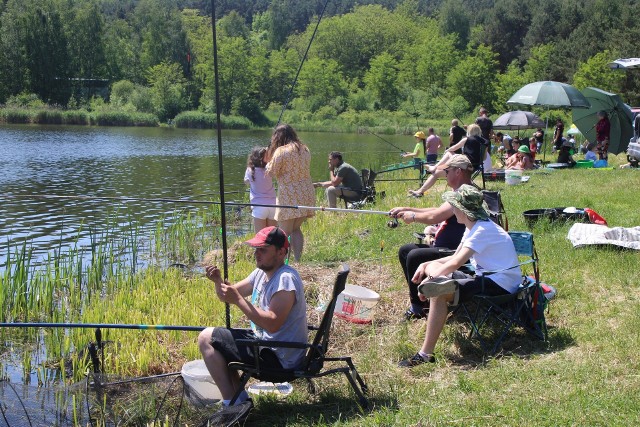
[
  {"left": 426, "top": 153, "right": 438, "bottom": 164},
  {"left": 451, "top": 271, "right": 511, "bottom": 302},
  {"left": 210, "top": 328, "right": 283, "bottom": 369}
]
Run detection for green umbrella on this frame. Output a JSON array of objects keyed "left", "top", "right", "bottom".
[
  {"left": 507, "top": 81, "right": 591, "bottom": 160},
  {"left": 571, "top": 87, "right": 634, "bottom": 155},
  {"left": 507, "top": 81, "right": 591, "bottom": 109}
]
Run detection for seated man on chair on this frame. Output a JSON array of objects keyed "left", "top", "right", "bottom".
[
  {"left": 390, "top": 154, "right": 474, "bottom": 320},
  {"left": 314, "top": 151, "right": 363, "bottom": 208},
  {"left": 198, "top": 226, "right": 307, "bottom": 406},
  {"left": 398, "top": 185, "right": 521, "bottom": 367}
]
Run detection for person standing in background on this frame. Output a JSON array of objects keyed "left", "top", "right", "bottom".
[
  {"left": 265, "top": 124, "right": 315, "bottom": 262},
  {"left": 425, "top": 128, "right": 442, "bottom": 165}
]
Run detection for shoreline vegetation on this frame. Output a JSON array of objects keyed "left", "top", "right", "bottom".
[{"left": 2, "top": 160, "right": 640, "bottom": 425}]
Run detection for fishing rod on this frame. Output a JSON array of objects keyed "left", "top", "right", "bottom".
[
  {"left": 0, "top": 322, "right": 205, "bottom": 331},
  {"left": 365, "top": 129, "right": 407, "bottom": 154},
  {"left": 277, "top": 0, "right": 331, "bottom": 125},
  {"left": 431, "top": 86, "right": 465, "bottom": 126},
  {"left": 210, "top": 0, "right": 230, "bottom": 328}
]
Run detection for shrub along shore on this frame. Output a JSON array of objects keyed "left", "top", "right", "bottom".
[{"left": 2, "top": 153, "right": 639, "bottom": 425}]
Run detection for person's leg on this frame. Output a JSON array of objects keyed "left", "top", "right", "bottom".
[
  {"left": 252, "top": 217, "right": 267, "bottom": 232},
  {"left": 265, "top": 217, "right": 278, "bottom": 227},
  {"left": 420, "top": 294, "right": 451, "bottom": 355},
  {"left": 410, "top": 169, "right": 446, "bottom": 196},
  {"left": 325, "top": 186, "right": 338, "bottom": 208},
  {"left": 279, "top": 217, "right": 306, "bottom": 261},
  {"left": 401, "top": 245, "right": 453, "bottom": 315},
  {"left": 198, "top": 327, "right": 240, "bottom": 400}
]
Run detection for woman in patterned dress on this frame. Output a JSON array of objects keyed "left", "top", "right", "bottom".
[{"left": 265, "top": 124, "right": 315, "bottom": 261}]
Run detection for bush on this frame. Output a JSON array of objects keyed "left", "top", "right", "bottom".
[
  {"left": 173, "top": 111, "right": 252, "bottom": 129},
  {"left": 5, "top": 93, "right": 45, "bottom": 109},
  {"left": 91, "top": 111, "right": 158, "bottom": 127},
  {"left": 62, "top": 110, "right": 90, "bottom": 125},
  {"left": 34, "top": 109, "right": 63, "bottom": 125},
  {"left": 232, "top": 97, "right": 271, "bottom": 126},
  {"left": 0, "top": 109, "right": 34, "bottom": 124}
]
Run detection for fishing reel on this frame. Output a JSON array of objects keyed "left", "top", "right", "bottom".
[{"left": 387, "top": 217, "right": 399, "bottom": 228}]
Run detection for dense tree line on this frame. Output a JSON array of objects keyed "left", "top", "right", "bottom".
[{"left": 0, "top": 0, "right": 639, "bottom": 125}]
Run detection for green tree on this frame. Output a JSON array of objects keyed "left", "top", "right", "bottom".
[
  {"left": 22, "top": 2, "right": 71, "bottom": 104},
  {"left": 146, "top": 62, "right": 187, "bottom": 121},
  {"left": 399, "top": 21, "right": 460, "bottom": 92},
  {"left": 573, "top": 50, "right": 624, "bottom": 94},
  {"left": 0, "top": 0, "right": 30, "bottom": 101},
  {"left": 483, "top": 0, "right": 532, "bottom": 70},
  {"left": 103, "top": 18, "right": 141, "bottom": 83},
  {"left": 523, "top": 44, "right": 558, "bottom": 82},
  {"left": 135, "top": 0, "right": 189, "bottom": 74},
  {"left": 446, "top": 44, "right": 499, "bottom": 111},
  {"left": 364, "top": 52, "right": 400, "bottom": 110},
  {"left": 494, "top": 60, "right": 529, "bottom": 111},
  {"left": 295, "top": 57, "right": 346, "bottom": 112},
  {"left": 438, "top": 0, "right": 470, "bottom": 51}
]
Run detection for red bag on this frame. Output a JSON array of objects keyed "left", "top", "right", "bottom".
[{"left": 584, "top": 208, "right": 607, "bottom": 226}]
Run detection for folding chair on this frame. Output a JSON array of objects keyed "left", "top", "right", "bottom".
[
  {"left": 339, "top": 168, "right": 377, "bottom": 209},
  {"left": 227, "top": 265, "right": 369, "bottom": 408},
  {"left": 482, "top": 190, "right": 508, "bottom": 230},
  {"left": 458, "top": 231, "right": 547, "bottom": 354}
]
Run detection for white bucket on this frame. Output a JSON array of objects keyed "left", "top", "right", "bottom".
[
  {"left": 505, "top": 169, "right": 523, "bottom": 185},
  {"left": 181, "top": 359, "right": 222, "bottom": 405},
  {"left": 334, "top": 284, "right": 380, "bottom": 324}
]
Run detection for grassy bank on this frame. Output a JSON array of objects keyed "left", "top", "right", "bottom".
[{"left": 2, "top": 152, "right": 640, "bottom": 425}]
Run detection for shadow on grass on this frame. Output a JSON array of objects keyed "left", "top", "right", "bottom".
[
  {"left": 446, "top": 315, "right": 576, "bottom": 367},
  {"left": 244, "top": 387, "right": 398, "bottom": 426}
]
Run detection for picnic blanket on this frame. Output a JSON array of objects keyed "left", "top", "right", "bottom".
[{"left": 567, "top": 223, "right": 640, "bottom": 250}]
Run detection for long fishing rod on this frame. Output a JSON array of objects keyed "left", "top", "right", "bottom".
[
  {"left": 431, "top": 86, "right": 465, "bottom": 126},
  {"left": 210, "top": 0, "right": 230, "bottom": 328},
  {"left": 0, "top": 322, "right": 205, "bottom": 331},
  {"left": 0, "top": 194, "right": 392, "bottom": 215},
  {"left": 365, "top": 130, "right": 406, "bottom": 154},
  {"left": 277, "top": 0, "right": 331, "bottom": 125}
]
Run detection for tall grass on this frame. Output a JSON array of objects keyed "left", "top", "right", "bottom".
[{"left": 173, "top": 111, "right": 253, "bottom": 129}]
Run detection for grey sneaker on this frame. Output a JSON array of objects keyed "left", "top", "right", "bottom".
[
  {"left": 398, "top": 352, "right": 435, "bottom": 367},
  {"left": 418, "top": 276, "right": 457, "bottom": 298}
]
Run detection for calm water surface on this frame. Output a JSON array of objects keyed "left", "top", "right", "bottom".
[{"left": 0, "top": 124, "right": 409, "bottom": 384}]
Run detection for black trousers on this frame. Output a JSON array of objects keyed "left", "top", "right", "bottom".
[{"left": 398, "top": 243, "right": 455, "bottom": 308}]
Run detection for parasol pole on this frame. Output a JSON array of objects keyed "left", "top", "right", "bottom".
[{"left": 210, "top": 0, "right": 231, "bottom": 328}]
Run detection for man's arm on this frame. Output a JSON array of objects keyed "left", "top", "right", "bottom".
[
  {"left": 205, "top": 265, "right": 296, "bottom": 333},
  {"left": 389, "top": 202, "right": 454, "bottom": 225},
  {"left": 314, "top": 169, "right": 343, "bottom": 188}
]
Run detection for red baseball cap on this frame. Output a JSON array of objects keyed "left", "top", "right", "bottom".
[{"left": 244, "top": 226, "right": 289, "bottom": 249}]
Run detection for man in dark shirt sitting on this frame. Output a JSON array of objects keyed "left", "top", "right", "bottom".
[
  {"left": 314, "top": 151, "right": 363, "bottom": 208},
  {"left": 389, "top": 155, "right": 474, "bottom": 320}
]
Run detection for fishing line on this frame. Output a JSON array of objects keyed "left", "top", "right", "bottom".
[
  {"left": 431, "top": 86, "right": 464, "bottom": 126},
  {"left": 365, "top": 130, "right": 406, "bottom": 154},
  {"left": 276, "top": 0, "right": 332, "bottom": 125},
  {"left": 210, "top": 0, "right": 230, "bottom": 328}
]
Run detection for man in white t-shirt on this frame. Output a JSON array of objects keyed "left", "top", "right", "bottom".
[{"left": 398, "top": 185, "right": 521, "bottom": 367}]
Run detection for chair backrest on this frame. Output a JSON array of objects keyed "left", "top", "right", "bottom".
[
  {"left": 303, "top": 265, "right": 350, "bottom": 374},
  {"left": 482, "top": 190, "right": 508, "bottom": 230},
  {"left": 508, "top": 231, "right": 539, "bottom": 282}
]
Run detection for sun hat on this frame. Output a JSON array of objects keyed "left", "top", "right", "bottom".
[
  {"left": 518, "top": 145, "right": 531, "bottom": 153},
  {"left": 244, "top": 226, "right": 289, "bottom": 249},
  {"left": 436, "top": 154, "right": 474, "bottom": 171},
  {"left": 414, "top": 131, "right": 426, "bottom": 139},
  {"left": 442, "top": 184, "right": 489, "bottom": 221}
]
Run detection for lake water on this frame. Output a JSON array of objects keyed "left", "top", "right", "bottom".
[
  {"left": 0, "top": 124, "right": 413, "bottom": 384},
  {"left": 0, "top": 124, "right": 407, "bottom": 260}
]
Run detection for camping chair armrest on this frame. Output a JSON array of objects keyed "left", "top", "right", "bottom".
[
  {"left": 481, "top": 259, "right": 535, "bottom": 277},
  {"left": 235, "top": 338, "right": 312, "bottom": 350},
  {"left": 235, "top": 338, "right": 315, "bottom": 372}
]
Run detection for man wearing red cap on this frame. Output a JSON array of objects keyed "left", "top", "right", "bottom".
[{"left": 197, "top": 226, "right": 307, "bottom": 408}]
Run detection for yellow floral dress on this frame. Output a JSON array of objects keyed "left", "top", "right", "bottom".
[{"left": 265, "top": 143, "right": 316, "bottom": 221}]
